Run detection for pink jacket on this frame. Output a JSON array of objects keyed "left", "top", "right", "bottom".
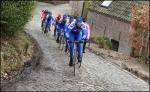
[
  {"left": 40, "top": 11, "right": 46, "bottom": 22},
  {"left": 85, "top": 23, "right": 90, "bottom": 39}
]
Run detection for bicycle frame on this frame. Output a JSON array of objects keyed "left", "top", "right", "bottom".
[
  {"left": 54, "top": 24, "right": 58, "bottom": 40},
  {"left": 41, "top": 22, "right": 49, "bottom": 36},
  {"left": 58, "top": 29, "right": 65, "bottom": 49}
]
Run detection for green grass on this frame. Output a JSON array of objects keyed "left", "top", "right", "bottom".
[{"left": 1, "top": 31, "right": 33, "bottom": 76}]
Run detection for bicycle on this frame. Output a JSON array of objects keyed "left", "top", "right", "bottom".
[
  {"left": 58, "top": 29, "right": 65, "bottom": 50},
  {"left": 68, "top": 40, "right": 84, "bottom": 76},
  {"left": 65, "top": 40, "right": 70, "bottom": 54},
  {"left": 41, "top": 21, "right": 45, "bottom": 34},
  {"left": 53, "top": 23, "right": 58, "bottom": 40},
  {"left": 41, "top": 22, "right": 49, "bottom": 37}
]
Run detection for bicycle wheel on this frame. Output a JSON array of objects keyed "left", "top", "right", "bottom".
[
  {"left": 73, "top": 45, "right": 77, "bottom": 76},
  {"left": 79, "top": 57, "right": 82, "bottom": 68},
  {"left": 61, "top": 36, "right": 65, "bottom": 50},
  {"left": 42, "top": 22, "right": 46, "bottom": 34},
  {"left": 66, "top": 41, "right": 70, "bottom": 56},
  {"left": 44, "top": 28, "right": 48, "bottom": 36},
  {"left": 59, "top": 35, "right": 62, "bottom": 48},
  {"left": 42, "top": 25, "right": 44, "bottom": 34},
  {"left": 54, "top": 28, "right": 57, "bottom": 40}
]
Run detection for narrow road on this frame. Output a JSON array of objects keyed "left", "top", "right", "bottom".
[{"left": 3, "top": 2, "right": 149, "bottom": 91}]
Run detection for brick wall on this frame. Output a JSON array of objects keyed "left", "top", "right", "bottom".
[{"left": 87, "top": 10, "right": 131, "bottom": 55}]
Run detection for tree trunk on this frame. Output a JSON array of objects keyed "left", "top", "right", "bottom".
[
  {"left": 146, "top": 29, "right": 150, "bottom": 63},
  {"left": 139, "top": 32, "right": 144, "bottom": 56}
]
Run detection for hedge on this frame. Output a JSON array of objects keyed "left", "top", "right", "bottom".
[{"left": 1, "top": 1, "right": 36, "bottom": 37}]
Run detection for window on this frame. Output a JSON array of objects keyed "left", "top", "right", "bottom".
[{"left": 101, "top": 0, "right": 112, "bottom": 7}]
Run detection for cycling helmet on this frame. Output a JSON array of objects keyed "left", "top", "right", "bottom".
[
  {"left": 45, "top": 9, "right": 48, "bottom": 13},
  {"left": 83, "top": 17, "right": 86, "bottom": 22},
  {"left": 48, "top": 11, "right": 52, "bottom": 16},
  {"left": 76, "top": 16, "right": 83, "bottom": 23},
  {"left": 63, "top": 14, "right": 67, "bottom": 19},
  {"left": 42, "top": 10, "right": 45, "bottom": 12},
  {"left": 69, "top": 16, "right": 74, "bottom": 20}
]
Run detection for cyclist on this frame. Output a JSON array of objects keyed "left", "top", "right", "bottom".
[
  {"left": 65, "top": 16, "right": 86, "bottom": 66},
  {"left": 53, "top": 14, "right": 61, "bottom": 36},
  {"left": 44, "top": 11, "right": 54, "bottom": 33},
  {"left": 65, "top": 16, "right": 75, "bottom": 52},
  {"left": 83, "top": 18, "right": 91, "bottom": 53},
  {"left": 56, "top": 14, "right": 68, "bottom": 43},
  {"left": 41, "top": 9, "right": 48, "bottom": 27},
  {"left": 67, "top": 16, "right": 75, "bottom": 26}
]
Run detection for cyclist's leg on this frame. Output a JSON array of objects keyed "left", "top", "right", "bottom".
[
  {"left": 65, "top": 39, "right": 68, "bottom": 52},
  {"left": 44, "top": 25, "right": 47, "bottom": 34},
  {"left": 56, "top": 29, "right": 61, "bottom": 43},
  {"left": 49, "top": 22, "right": 52, "bottom": 31},
  {"left": 83, "top": 38, "right": 87, "bottom": 53},
  {"left": 54, "top": 25, "right": 57, "bottom": 36},
  {"left": 57, "top": 32, "right": 60, "bottom": 43},
  {"left": 45, "top": 25, "right": 49, "bottom": 34},
  {"left": 77, "top": 34, "right": 83, "bottom": 62},
  {"left": 41, "top": 19, "right": 43, "bottom": 27},
  {"left": 54, "top": 22, "right": 58, "bottom": 36},
  {"left": 69, "top": 33, "right": 74, "bottom": 66},
  {"left": 47, "top": 22, "right": 50, "bottom": 32},
  {"left": 48, "top": 25, "right": 50, "bottom": 31}
]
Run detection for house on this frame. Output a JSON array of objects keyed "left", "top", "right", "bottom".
[{"left": 86, "top": 1, "right": 148, "bottom": 55}]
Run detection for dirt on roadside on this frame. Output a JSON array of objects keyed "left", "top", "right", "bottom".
[
  {"left": 87, "top": 42, "right": 149, "bottom": 83},
  {"left": 1, "top": 31, "right": 43, "bottom": 89}
]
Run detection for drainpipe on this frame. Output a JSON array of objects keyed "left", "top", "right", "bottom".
[
  {"left": 103, "top": 26, "right": 106, "bottom": 36},
  {"left": 119, "top": 32, "right": 121, "bottom": 41},
  {"left": 81, "top": 0, "right": 85, "bottom": 17}
]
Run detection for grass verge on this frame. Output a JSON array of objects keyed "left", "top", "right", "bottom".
[{"left": 1, "top": 31, "right": 34, "bottom": 79}]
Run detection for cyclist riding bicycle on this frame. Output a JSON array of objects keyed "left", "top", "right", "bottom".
[
  {"left": 83, "top": 18, "right": 91, "bottom": 53},
  {"left": 53, "top": 14, "right": 61, "bottom": 36},
  {"left": 67, "top": 16, "right": 75, "bottom": 26},
  {"left": 56, "top": 14, "right": 68, "bottom": 43},
  {"left": 44, "top": 11, "right": 54, "bottom": 33},
  {"left": 65, "top": 16, "right": 75, "bottom": 52},
  {"left": 65, "top": 16, "right": 86, "bottom": 66},
  {"left": 41, "top": 9, "right": 48, "bottom": 27}
]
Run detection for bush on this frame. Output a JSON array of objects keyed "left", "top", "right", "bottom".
[
  {"left": 103, "top": 36, "right": 112, "bottom": 49},
  {"left": 96, "top": 37, "right": 105, "bottom": 48},
  {"left": 89, "top": 36, "right": 97, "bottom": 43},
  {"left": 89, "top": 36, "right": 112, "bottom": 49},
  {"left": 1, "top": 1, "right": 35, "bottom": 37}
]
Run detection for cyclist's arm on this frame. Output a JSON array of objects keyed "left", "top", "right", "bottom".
[
  {"left": 86, "top": 23, "right": 91, "bottom": 39},
  {"left": 68, "top": 21, "right": 75, "bottom": 30},
  {"left": 81, "top": 23, "right": 87, "bottom": 40},
  {"left": 65, "top": 27, "right": 71, "bottom": 39},
  {"left": 51, "top": 16, "right": 55, "bottom": 25}
]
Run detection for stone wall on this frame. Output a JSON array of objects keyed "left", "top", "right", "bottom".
[
  {"left": 69, "top": 1, "right": 84, "bottom": 16},
  {"left": 50, "top": 1, "right": 69, "bottom": 4},
  {"left": 87, "top": 10, "right": 131, "bottom": 55},
  {"left": 39, "top": 0, "right": 69, "bottom": 5}
]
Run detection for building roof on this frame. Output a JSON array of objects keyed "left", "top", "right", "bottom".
[{"left": 89, "top": 1, "right": 149, "bottom": 22}]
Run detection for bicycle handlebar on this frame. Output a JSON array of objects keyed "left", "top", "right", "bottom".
[{"left": 67, "top": 40, "right": 84, "bottom": 43}]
